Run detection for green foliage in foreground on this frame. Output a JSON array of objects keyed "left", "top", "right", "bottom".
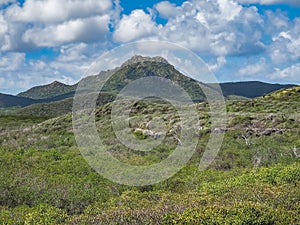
[
  {"left": 0, "top": 142, "right": 299, "bottom": 224},
  {"left": 0, "top": 87, "right": 300, "bottom": 224}
]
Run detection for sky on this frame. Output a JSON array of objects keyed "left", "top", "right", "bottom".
[{"left": 0, "top": 0, "right": 299, "bottom": 95}]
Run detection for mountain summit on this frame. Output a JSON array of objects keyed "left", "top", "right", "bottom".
[{"left": 121, "top": 55, "right": 169, "bottom": 67}]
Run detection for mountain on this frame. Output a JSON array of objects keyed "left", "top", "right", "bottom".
[
  {"left": 74, "top": 55, "right": 207, "bottom": 102},
  {"left": 1, "top": 56, "right": 299, "bottom": 116},
  {"left": 17, "top": 81, "right": 76, "bottom": 100},
  {"left": 99, "top": 56, "right": 207, "bottom": 102},
  {"left": 13, "top": 56, "right": 209, "bottom": 116},
  {"left": 0, "top": 93, "right": 36, "bottom": 108},
  {"left": 220, "top": 81, "right": 295, "bottom": 99},
  {"left": 16, "top": 58, "right": 297, "bottom": 104}
]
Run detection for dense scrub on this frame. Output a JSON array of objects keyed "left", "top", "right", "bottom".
[{"left": 0, "top": 87, "right": 299, "bottom": 224}]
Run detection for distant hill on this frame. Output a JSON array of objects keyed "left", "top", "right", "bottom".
[
  {"left": 220, "top": 81, "right": 295, "bottom": 99},
  {"left": 0, "top": 93, "right": 36, "bottom": 108},
  {"left": 17, "top": 81, "right": 76, "bottom": 100}
]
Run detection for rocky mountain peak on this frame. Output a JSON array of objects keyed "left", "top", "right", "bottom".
[
  {"left": 49, "top": 81, "right": 65, "bottom": 87},
  {"left": 121, "top": 55, "right": 169, "bottom": 67}
]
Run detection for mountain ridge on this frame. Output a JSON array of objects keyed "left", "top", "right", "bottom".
[
  {"left": 1, "top": 56, "right": 299, "bottom": 112},
  {"left": 220, "top": 81, "right": 296, "bottom": 98}
]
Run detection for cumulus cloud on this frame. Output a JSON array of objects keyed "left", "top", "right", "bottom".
[
  {"left": 6, "top": 0, "right": 112, "bottom": 23},
  {"left": 0, "top": 54, "right": 78, "bottom": 94},
  {"left": 0, "top": 0, "right": 113, "bottom": 50},
  {"left": 154, "top": 1, "right": 179, "bottom": 18},
  {"left": 22, "top": 16, "right": 110, "bottom": 47},
  {"left": 0, "top": 44, "right": 91, "bottom": 94},
  {"left": 208, "top": 56, "right": 227, "bottom": 72},
  {"left": 269, "top": 64, "right": 300, "bottom": 82},
  {"left": 269, "top": 18, "right": 300, "bottom": 64},
  {"left": 0, "top": 0, "right": 15, "bottom": 6},
  {"left": 236, "top": 0, "right": 300, "bottom": 6},
  {"left": 113, "top": 10, "right": 159, "bottom": 42},
  {"left": 238, "top": 58, "right": 268, "bottom": 78},
  {"left": 50, "top": 43, "right": 96, "bottom": 78},
  {"left": 0, "top": 52, "right": 25, "bottom": 71},
  {"left": 113, "top": 0, "right": 266, "bottom": 56},
  {"left": 0, "top": 13, "right": 8, "bottom": 38},
  {"left": 157, "top": 0, "right": 265, "bottom": 55}
]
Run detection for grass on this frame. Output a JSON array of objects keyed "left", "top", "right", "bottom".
[{"left": 0, "top": 87, "right": 299, "bottom": 224}]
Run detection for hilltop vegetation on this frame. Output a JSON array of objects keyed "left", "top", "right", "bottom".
[
  {"left": 17, "top": 81, "right": 76, "bottom": 100},
  {"left": 0, "top": 85, "right": 299, "bottom": 224}
]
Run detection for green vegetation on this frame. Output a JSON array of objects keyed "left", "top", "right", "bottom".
[
  {"left": 0, "top": 86, "right": 299, "bottom": 224},
  {"left": 219, "top": 81, "right": 295, "bottom": 99},
  {"left": 0, "top": 93, "right": 35, "bottom": 108},
  {"left": 0, "top": 57, "right": 299, "bottom": 224},
  {"left": 17, "top": 81, "right": 76, "bottom": 100}
]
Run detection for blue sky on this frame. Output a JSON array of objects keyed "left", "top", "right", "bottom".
[{"left": 0, "top": 0, "right": 299, "bottom": 94}]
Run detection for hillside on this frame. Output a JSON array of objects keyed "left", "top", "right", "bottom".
[
  {"left": 0, "top": 83, "right": 299, "bottom": 224},
  {"left": 0, "top": 93, "right": 36, "bottom": 107},
  {"left": 17, "top": 81, "right": 76, "bottom": 100},
  {"left": 220, "top": 81, "right": 295, "bottom": 98},
  {"left": 262, "top": 86, "right": 300, "bottom": 101},
  {"left": 16, "top": 92, "right": 117, "bottom": 117},
  {"left": 100, "top": 58, "right": 207, "bottom": 102}
]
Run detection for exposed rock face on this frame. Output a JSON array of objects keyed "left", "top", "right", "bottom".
[
  {"left": 121, "top": 55, "right": 169, "bottom": 67},
  {"left": 134, "top": 128, "right": 165, "bottom": 140}
]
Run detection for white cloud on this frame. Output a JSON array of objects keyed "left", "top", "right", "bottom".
[
  {"left": 154, "top": 0, "right": 265, "bottom": 55},
  {"left": 208, "top": 56, "right": 227, "bottom": 72},
  {"left": 238, "top": 58, "right": 267, "bottom": 77},
  {"left": 0, "top": 56, "right": 78, "bottom": 94},
  {"left": 218, "top": 0, "right": 243, "bottom": 21},
  {"left": 0, "top": 52, "right": 25, "bottom": 71},
  {"left": 113, "top": 10, "right": 159, "bottom": 42},
  {"left": 22, "top": 16, "right": 110, "bottom": 47},
  {"left": 154, "top": 1, "right": 179, "bottom": 18},
  {"left": 269, "top": 64, "right": 300, "bottom": 82},
  {"left": 0, "top": 13, "right": 8, "bottom": 37},
  {"left": 269, "top": 18, "right": 300, "bottom": 64},
  {"left": 0, "top": 46, "right": 89, "bottom": 94},
  {"left": 0, "top": 0, "right": 15, "bottom": 6},
  {"left": 0, "top": 21, "right": 33, "bottom": 51},
  {"left": 59, "top": 43, "right": 89, "bottom": 62},
  {"left": 50, "top": 43, "right": 96, "bottom": 78},
  {"left": 265, "top": 10, "right": 290, "bottom": 33},
  {"left": 236, "top": 0, "right": 300, "bottom": 6},
  {"left": 0, "top": 0, "right": 113, "bottom": 50},
  {"left": 7, "top": 0, "right": 112, "bottom": 23}
]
